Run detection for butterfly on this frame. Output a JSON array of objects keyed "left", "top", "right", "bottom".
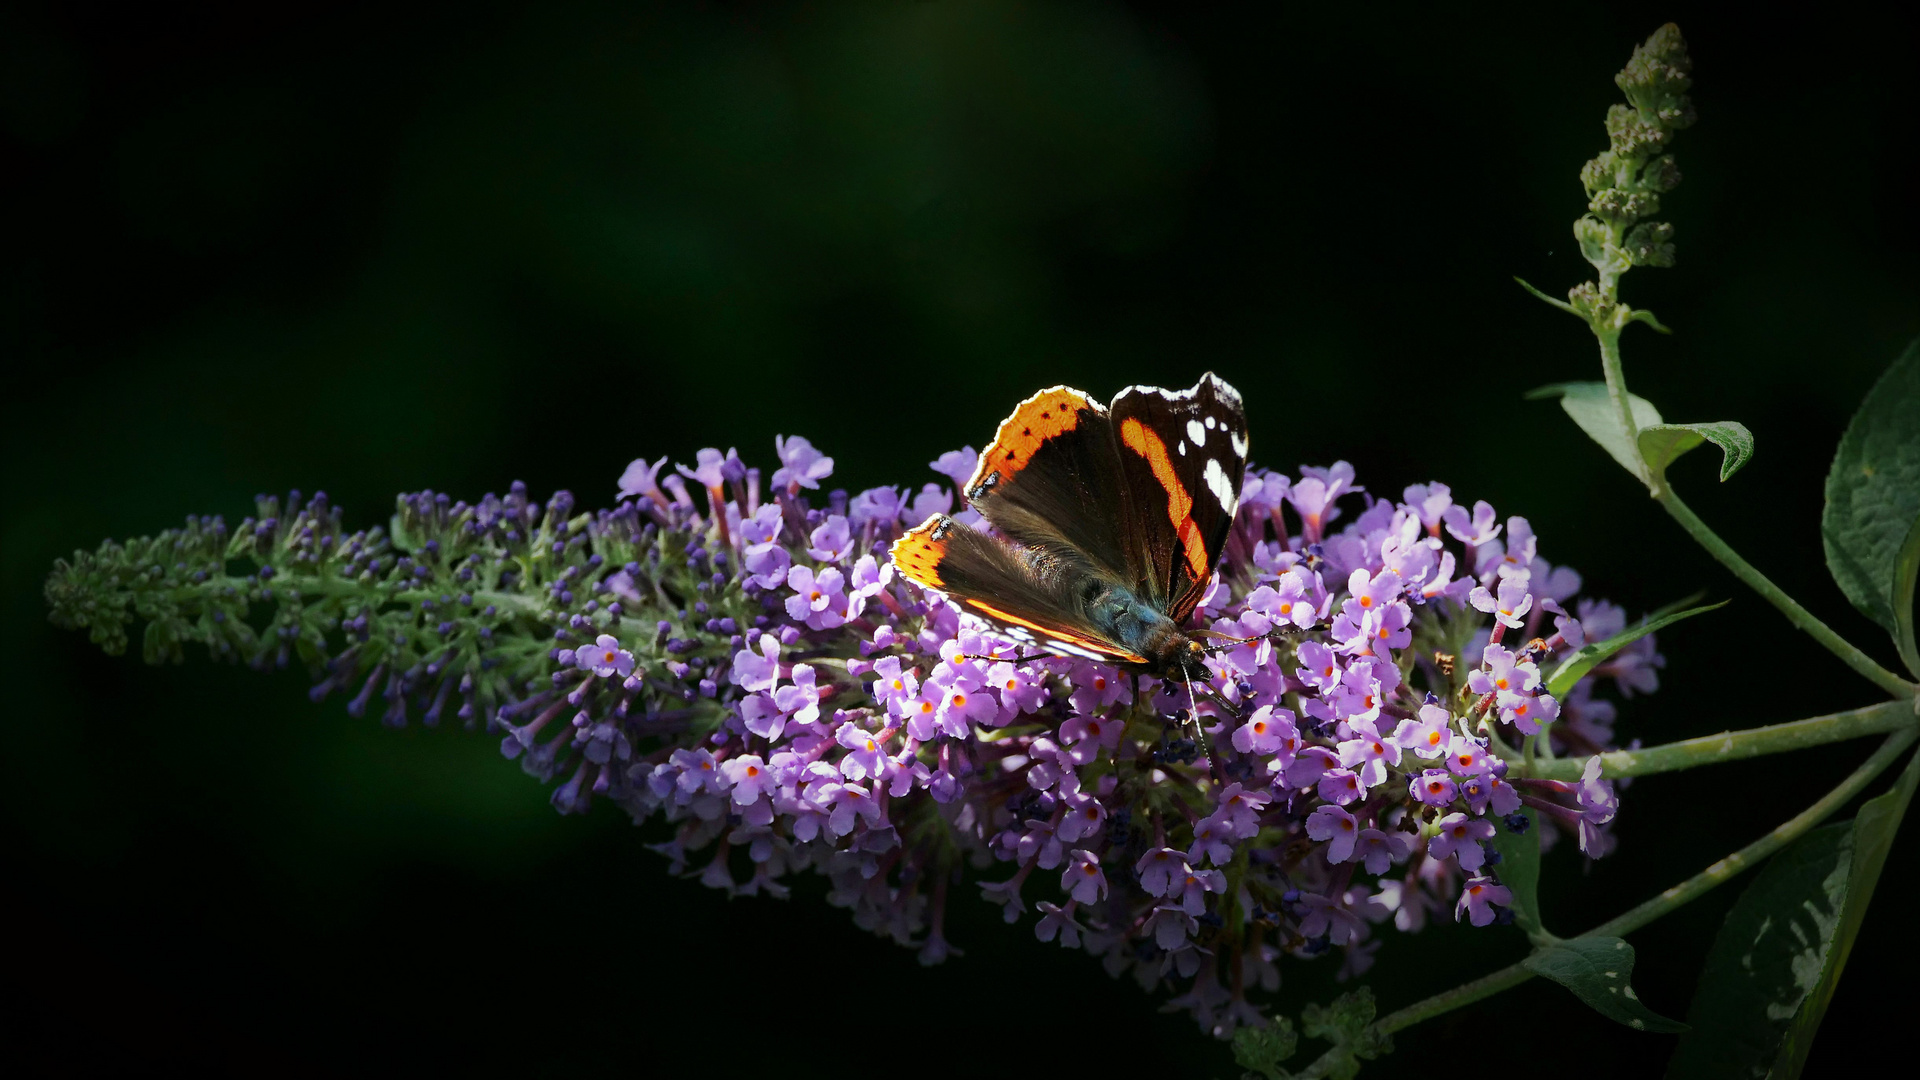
[{"left": 890, "top": 373, "right": 1249, "bottom": 682}]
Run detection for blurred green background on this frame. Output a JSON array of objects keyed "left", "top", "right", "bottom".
[{"left": 5, "top": 1, "right": 1915, "bottom": 1072}]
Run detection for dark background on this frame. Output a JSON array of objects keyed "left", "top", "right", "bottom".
[{"left": 5, "top": 1, "right": 1915, "bottom": 1074}]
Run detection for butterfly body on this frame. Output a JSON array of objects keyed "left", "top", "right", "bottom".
[{"left": 891, "top": 374, "right": 1248, "bottom": 682}]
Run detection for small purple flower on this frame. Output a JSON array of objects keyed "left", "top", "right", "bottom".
[
  {"left": 739, "top": 692, "right": 785, "bottom": 740},
  {"left": 1056, "top": 792, "right": 1106, "bottom": 842},
  {"left": 1444, "top": 499, "right": 1502, "bottom": 547},
  {"left": 1136, "top": 847, "right": 1189, "bottom": 896},
  {"left": 929, "top": 447, "right": 979, "bottom": 489},
  {"left": 1470, "top": 576, "right": 1534, "bottom": 629},
  {"left": 907, "top": 483, "right": 953, "bottom": 524},
  {"left": 743, "top": 542, "right": 791, "bottom": 590},
  {"left": 1402, "top": 482, "right": 1453, "bottom": 535},
  {"left": 729, "top": 634, "right": 781, "bottom": 693},
  {"left": 1058, "top": 710, "right": 1125, "bottom": 759},
  {"left": 1067, "top": 663, "right": 1130, "bottom": 717},
  {"left": 1576, "top": 756, "right": 1619, "bottom": 856},
  {"left": 1392, "top": 703, "right": 1453, "bottom": 760},
  {"left": 935, "top": 682, "right": 999, "bottom": 738},
  {"left": 1412, "top": 770, "right": 1458, "bottom": 807},
  {"left": 785, "top": 565, "right": 848, "bottom": 629},
  {"left": 1603, "top": 634, "right": 1665, "bottom": 697},
  {"left": 1360, "top": 601, "right": 1413, "bottom": 652},
  {"left": 1346, "top": 568, "right": 1403, "bottom": 615},
  {"left": 721, "top": 754, "right": 773, "bottom": 804},
  {"left": 1306, "top": 804, "right": 1360, "bottom": 863},
  {"left": 1456, "top": 876, "right": 1513, "bottom": 927},
  {"left": 773, "top": 664, "right": 822, "bottom": 729},
  {"left": 1146, "top": 904, "right": 1198, "bottom": 950},
  {"left": 1497, "top": 688, "right": 1559, "bottom": 735},
  {"left": 676, "top": 447, "right": 740, "bottom": 494},
  {"left": 1446, "top": 735, "right": 1493, "bottom": 776},
  {"left": 1063, "top": 849, "right": 1108, "bottom": 904},
  {"left": 835, "top": 719, "right": 893, "bottom": 781},
  {"left": 1231, "top": 704, "right": 1296, "bottom": 756},
  {"left": 1035, "top": 901, "right": 1084, "bottom": 948},
  {"left": 869, "top": 656, "right": 921, "bottom": 718},
  {"left": 1469, "top": 643, "right": 1540, "bottom": 696},
  {"left": 574, "top": 634, "right": 635, "bottom": 678},
  {"left": 616, "top": 455, "right": 669, "bottom": 502},
  {"left": 1173, "top": 865, "right": 1227, "bottom": 915},
  {"left": 1353, "top": 828, "right": 1413, "bottom": 874},
  {"left": 849, "top": 486, "right": 903, "bottom": 527},
  {"left": 1429, "top": 812, "right": 1496, "bottom": 870},
  {"left": 1188, "top": 812, "right": 1236, "bottom": 867},
  {"left": 1338, "top": 732, "right": 1401, "bottom": 787},
  {"left": 1285, "top": 745, "right": 1340, "bottom": 789},
  {"left": 1488, "top": 775, "right": 1522, "bottom": 816},
  {"left": 807, "top": 515, "right": 853, "bottom": 563},
  {"left": 1296, "top": 639, "right": 1343, "bottom": 694},
  {"left": 1318, "top": 767, "right": 1365, "bottom": 805},
  {"left": 1541, "top": 597, "right": 1586, "bottom": 648},
  {"left": 772, "top": 435, "right": 834, "bottom": 491},
  {"left": 816, "top": 780, "right": 883, "bottom": 838},
  {"left": 987, "top": 660, "right": 1050, "bottom": 720},
  {"left": 843, "top": 554, "right": 893, "bottom": 620},
  {"left": 1296, "top": 892, "right": 1365, "bottom": 945}
]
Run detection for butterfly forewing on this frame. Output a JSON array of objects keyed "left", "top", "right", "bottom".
[
  {"left": 1108, "top": 372, "right": 1248, "bottom": 624},
  {"left": 962, "top": 386, "right": 1143, "bottom": 586}
]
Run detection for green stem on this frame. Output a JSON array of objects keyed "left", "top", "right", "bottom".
[
  {"left": 1654, "top": 489, "right": 1917, "bottom": 697},
  {"left": 1374, "top": 726, "right": 1919, "bottom": 1039},
  {"left": 1522, "top": 700, "right": 1917, "bottom": 782},
  {"left": 1590, "top": 724, "right": 1917, "bottom": 938},
  {"left": 1594, "top": 327, "right": 1647, "bottom": 486}
]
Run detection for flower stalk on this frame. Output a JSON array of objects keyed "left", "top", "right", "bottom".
[{"left": 1654, "top": 489, "right": 1917, "bottom": 698}]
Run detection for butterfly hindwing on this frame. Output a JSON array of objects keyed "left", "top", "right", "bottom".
[
  {"left": 962, "top": 386, "right": 1143, "bottom": 586},
  {"left": 1108, "top": 372, "right": 1248, "bottom": 624},
  {"left": 892, "top": 514, "right": 1148, "bottom": 665}
]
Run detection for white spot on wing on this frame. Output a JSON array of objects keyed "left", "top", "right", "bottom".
[
  {"left": 1177, "top": 440, "right": 1187, "bottom": 456},
  {"left": 1186, "top": 419, "right": 1206, "bottom": 446},
  {"left": 1229, "top": 429, "right": 1248, "bottom": 458},
  {"left": 1204, "top": 415, "right": 1217, "bottom": 430},
  {"left": 1045, "top": 638, "right": 1108, "bottom": 661},
  {"left": 1204, "top": 457, "right": 1238, "bottom": 516}
]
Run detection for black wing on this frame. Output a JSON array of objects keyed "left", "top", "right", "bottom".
[
  {"left": 890, "top": 514, "right": 1149, "bottom": 665},
  {"left": 960, "top": 385, "right": 1146, "bottom": 588},
  {"left": 1107, "top": 372, "right": 1248, "bottom": 624}
]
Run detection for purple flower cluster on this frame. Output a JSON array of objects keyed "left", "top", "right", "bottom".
[{"left": 483, "top": 438, "right": 1662, "bottom": 1033}]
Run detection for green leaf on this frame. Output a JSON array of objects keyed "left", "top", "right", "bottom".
[
  {"left": 1546, "top": 600, "right": 1727, "bottom": 697},
  {"left": 1771, "top": 746, "right": 1920, "bottom": 1076},
  {"left": 1525, "top": 936, "right": 1687, "bottom": 1033},
  {"left": 1231, "top": 1016, "right": 1298, "bottom": 1080},
  {"left": 1528, "top": 382, "right": 1664, "bottom": 484},
  {"left": 1490, "top": 808, "right": 1543, "bottom": 936},
  {"left": 1638, "top": 421, "right": 1755, "bottom": 483},
  {"left": 1821, "top": 338, "right": 1920, "bottom": 676},
  {"left": 1665, "top": 822, "right": 1850, "bottom": 1079}
]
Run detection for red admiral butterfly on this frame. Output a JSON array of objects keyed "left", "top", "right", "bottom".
[{"left": 891, "top": 374, "right": 1249, "bottom": 682}]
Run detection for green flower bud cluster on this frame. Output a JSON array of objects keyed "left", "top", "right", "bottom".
[
  {"left": 42, "top": 485, "right": 742, "bottom": 744},
  {"left": 1574, "top": 23, "right": 1693, "bottom": 296}
]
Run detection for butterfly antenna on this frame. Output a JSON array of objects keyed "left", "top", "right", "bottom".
[{"left": 1180, "top": 668, "right": 1232, "bottom": 786}]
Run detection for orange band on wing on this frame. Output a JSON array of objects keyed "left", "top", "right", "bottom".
[
  {"left": 891, "top": 516, "right": 951, "bottom": 589},
  {"left": 965, "top": 386, "right": 1096, "bottom": 495},
  {"left": 1120, "top": 416, "right": 1210, "bottom": 582},
  {"left": 964, "top": 599, "right": 1147, "bottom": 664}
]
